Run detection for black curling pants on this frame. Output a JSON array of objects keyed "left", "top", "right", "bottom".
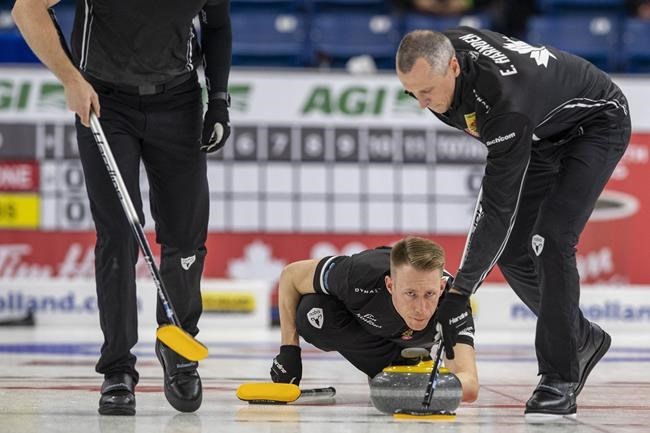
[
  {"left": 76, "top": 76, "right": 209, "bottom": 381},
  {"left": 497, "top": 106, "right": 630, "bottom": 382}
]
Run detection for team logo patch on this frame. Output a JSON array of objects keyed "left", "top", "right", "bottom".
[
  {"left": 464, "top": 112, "right": 480, "bottom": 137},
  {"left": 502, "top": 38, "right": 557, "bottom": 68},
  {"left": 180, "top": 255, "right": 196, "bottom": 270},
  {"left": 532, "top": 234, "right": 545, "bottom": 256},
  {"left": 307, "top": 308, "right": 324, "bottom": 329}
]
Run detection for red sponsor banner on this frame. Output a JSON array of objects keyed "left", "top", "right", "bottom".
[
  {"left": 0, "top": 161, "right": 39, "bottom": 192},
  {"left": 0, "top": 227, "right": 647, "bottom": 285},
  {"left": 577, "top": 133, "right": 650, "bottom": 284},
  {"left": 0, "top": 231, "right": 474, "bottom": 280}
]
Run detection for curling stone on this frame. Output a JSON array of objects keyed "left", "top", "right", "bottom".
[{"left": 369, "top": 360, "right": 462, "bottom": 415}]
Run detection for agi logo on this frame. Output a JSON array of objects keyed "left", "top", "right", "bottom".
[{"left": 228, "top": 84, "right": 251, "bottom": 112}]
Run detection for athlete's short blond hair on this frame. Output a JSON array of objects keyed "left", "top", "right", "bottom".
[{"left": 390, "top": 236, "right": 445, "bottom": 274}]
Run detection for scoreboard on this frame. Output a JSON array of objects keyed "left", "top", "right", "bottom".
[{"left": 0, "top": 119, "right": 487, "bottom": 233}]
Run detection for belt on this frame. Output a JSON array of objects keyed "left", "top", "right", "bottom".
[{"left": 87, "top": 71, "right": 196, "bottom": 96}]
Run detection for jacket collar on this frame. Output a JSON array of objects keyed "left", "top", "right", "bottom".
[{"left": 444, "top": 51, "right": 476, "bottom": 116}]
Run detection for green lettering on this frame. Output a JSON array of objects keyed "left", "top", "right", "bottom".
[
  {"left": 38, "top": 82, "right": 67, "bottom": 111},
  {"left": 303, "top": 86, "right": 332, "bottom": 114},
  {"left": 18, "top": 82, "right": 31, "bottom": 109},
  {"left": 0, "top": 80, "right": 12, "bottom": 110},
  {"left": 373, "top": 88, "right": 386, "bottom": 114},
  {"left": 339, "top": 87, "right": 367, "bottom": 115},
  {"left": 228, "top": 84, "right": 251, "bottom": 111}
]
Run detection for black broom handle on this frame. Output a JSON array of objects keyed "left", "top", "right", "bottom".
[
  {"left": 422, "top": 323, "right": 444, "bottom": 408},
  {"left": 89, "top": 113, "right": 180, "bottom": 327}
]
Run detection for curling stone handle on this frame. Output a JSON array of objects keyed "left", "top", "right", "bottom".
[{"left": 300, "top": 386, "right": 336, "bottom": 398}]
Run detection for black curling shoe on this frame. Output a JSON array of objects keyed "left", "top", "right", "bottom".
[
  {"left": 155, "top": 340, "right": 202, "bottom": 413},
  {"left": 576, "top": 322, "right": 611, "bottom": 396},
  {"left": 98, "top": 373, "right": 136, "bottom": 416},
  {"left": 525, "top": 375, "right": 576, "bottom": 423}
]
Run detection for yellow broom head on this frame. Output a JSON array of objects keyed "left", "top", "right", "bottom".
[
  {"left": 156, "top": 325, "right": 208, "bottom": 361},
  {"left": 393, "top": 409, "right": 457, "bottom": 421},
  {"left": 236, "top": 382, "right": 302, "bottom": 404}
]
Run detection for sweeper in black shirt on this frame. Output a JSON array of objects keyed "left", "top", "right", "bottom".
[
  {"left": 270, "top": 236, "right": 479, "bottom": 403},
  {"left": 13, "top": 0, "right": 232, "bottom": 415},
  {"left": 396, "top": 28, "right": 629, "bottom": 421}
]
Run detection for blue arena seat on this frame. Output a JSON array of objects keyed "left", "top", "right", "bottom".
[
  {"left": 230, "top": 0, "right": 303, "bottom": 13},
  {"left": 536, "top": 0, "right": 626, "bottom": 14},
  {"left": 0, "top": 9, "right": 40, "bottom": 63},
  {"left": 0, "top": 5, "right": 74, "bottom": 64},
  {"left": 310, "top": 12, "right": 399, "bottom": 68},
  {"left": 0, "top": 30, "right": 41, "bottom": 63},
  {"left": 231, "top": 11, "right": 308, "bottom": 67},
  {"left": 402, "top": 12, "right": 493, "bottom": 34},
  {"left": 306, "top": 0, "right": 389, "bottom": 13},
  {"left": 526, "top": 15, "right": 620, "bottom": 72},
  {"left": 622, "top": 18, "right": 650, "bottom": 73}
]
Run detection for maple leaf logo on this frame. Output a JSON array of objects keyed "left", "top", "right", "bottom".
[{"left": 502, "top": 39, "right": 557, "bottom": 68}]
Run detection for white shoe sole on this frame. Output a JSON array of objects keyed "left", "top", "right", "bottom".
[{"left": 525, "top": 412, "right": 577, "bottom": 424}]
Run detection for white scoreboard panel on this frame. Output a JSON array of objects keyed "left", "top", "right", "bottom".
[{"left": 0, "top": 120, "right": 486, "bottom": 234}]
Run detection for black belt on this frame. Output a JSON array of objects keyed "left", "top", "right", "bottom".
[{"left": 87, "top": 71, "right": 196, "bottom": 96}]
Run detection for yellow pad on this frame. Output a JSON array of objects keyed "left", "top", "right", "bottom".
[
  {"left": 156, "top": 325, "right": 208, "bottom": 361},
  {"left": 383, "top": 360, "right": 451, "bottom": 374},
  {"left": 393, "top": 413, "right": 457, "bottom": 422},
  {"left": 236, "top": 383, "right": 301, "bottom": 403}
]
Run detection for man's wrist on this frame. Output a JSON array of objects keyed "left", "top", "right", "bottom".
[
  {"left": 280, "top": 332, "right": 300, "bottom": 346},
  {"left": 280, "top": 345, "right": 301, "bottom": 354},
  {"left": 60, "top": 70, "right": 87, "bottom": 88},
  {"left": 208, "top": 91, "right": 230, "bottom": 106}
]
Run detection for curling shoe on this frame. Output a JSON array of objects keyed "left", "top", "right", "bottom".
[
  {"left": 525, "top": 375, "right": 576, "bottom": 423},
  {"left": 576, "top": 322, "right": 611, "bottom": 396},
  {"left": 98, "top": 373, "right": 136, "bottom": 416},
  {"left": 155, "top": 339, "right": 202, "bottom": 412}
]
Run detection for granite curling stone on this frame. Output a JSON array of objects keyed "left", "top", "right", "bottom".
[{"left": 369, "top": 361, "right": 462, "bottom": 415}]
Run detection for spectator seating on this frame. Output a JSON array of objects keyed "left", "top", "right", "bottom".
[
  {"left": 0, "top": 9, "right": 39, "bottom": 63},
  {"left": 310, "top": 12, "right": 399, "bottom": 68},
  {"left": 622, "top": 18, "right": 650, "bottom": 72},
  {"left": 306, "top": 0, "right": 390, "bottom": 13},
  {"left": 536, "top": 0, "right": 626, "bottom": 14},
  {"left": 3, "top": 1, "right": 650, "bottom": 73},
  {"left": 230, "top": 0, "right": 303, "bottom": 12},
  {"left": 526, "top": 14, "right": 621, "bottom": 71},
  {"left": 402, "top": 12, "right": 493, "bottom": 33},
  {"left": 231, "top": 10, "right": 308, "bottom": 67}
]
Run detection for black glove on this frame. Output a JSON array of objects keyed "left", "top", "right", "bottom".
[
  {"left": 435, "top": 292, "right": 471, "bottom": 360},
  {"left": 200, "top": 98, "right": 230, "bottom": 153},
  {"left": 270, "top": 345, "right": 302, "bottom": 385}
]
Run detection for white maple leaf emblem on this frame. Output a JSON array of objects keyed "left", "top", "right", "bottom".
[
  {"left": 228, "top": 240, "right": 285, "bottom": 280},
  {"left": 502, "top": 39, "right": 557, "bottom": 68}
]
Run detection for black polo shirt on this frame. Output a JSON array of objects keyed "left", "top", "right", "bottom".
[{"left": 69, "top": 0, "right": 227, "bottom": 86}]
